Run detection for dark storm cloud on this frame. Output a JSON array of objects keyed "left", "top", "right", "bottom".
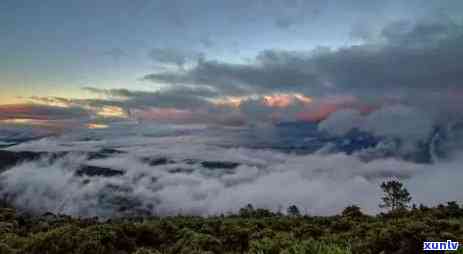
[{"left": 143, "top": 19, "right": 463, "bottom": 100}]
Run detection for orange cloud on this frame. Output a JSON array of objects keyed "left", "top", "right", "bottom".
[
  {"left": 263, "top": 93, "right": 312, "bottom": 108},
  {"left": 96, "top": 106, "right": 127, "bottom": 118},
  {"left": 214, "top": 93, "right": 313, "bottom": 109},
  {"left": 87, "top": 123, "right": 109, "bottom": 129},
  {"left": 213, "top": 96, "right": 244, "bottom": 108}
]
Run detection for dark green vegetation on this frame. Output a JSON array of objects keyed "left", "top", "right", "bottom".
[
  {"left": 379, "top": 180, "right": 412, "bottom": 212},
  {"left": 1, "top": 203, "right": 463, "bottom": 254},
  {"left": 0, "top": 181, "right": 462, "bottom": 254}
]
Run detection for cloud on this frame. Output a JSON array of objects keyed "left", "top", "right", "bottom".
[
  {"left": 29, "top": 86, "right": 376, "bottom": 127},
  {"left": 14, "top": 19, "right": 463, "bottom": 132},
  {"left": 0, "top": 125, "right": 55, "bottom": 142},
  {"left": 3, "top": 3, "right": 463, "bottom": 219},
  {"left": 26, "top": 87, "right": 221, "bottom": 125},
  {"left": 381, "top": 19, "right": 459, "bottom": 47},
  {"left": 149, "top": 48, "right": 204, "bottom": 68},
  {"left": 83, "top": 86, "right": 218, "bottom": 110},
  {"left": 56, "top": 87, "right": 345, "bottom": 126},
  {"left": 44, "top": 87, "right": 243, "bottom": 126},
  {"left": 143, "top": 51, "right": 321, "bottom": 96},
  {"left": 362, "top": 105, "right": 434, "bottom": 143},
  {"left": 320, "top": 105, "right": 434, "bottom": 141},
  {"left": 143, "top": 19, "right": 463, "bottom": 109},
  {"left": 1, "top": 125, "right": 462, "bottom": 217},
  {"left": 318, "top": 109, "right": 363, "bottom": 136},
  {"left": 138, "top": 18, "right": 463, "bottom": 143},
  {"left": 0, "top": 104, "right": 93, "bottom": 140},
  {"left": 200, "top": 36, "right": 214, "bottom": 48},
  {"left": 0, "top": 104, "right": 90, "bottom": 121}
]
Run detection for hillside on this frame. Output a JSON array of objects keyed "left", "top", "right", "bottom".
[{"left": 1, "top": 203, "right": 462, "bottom": 254}]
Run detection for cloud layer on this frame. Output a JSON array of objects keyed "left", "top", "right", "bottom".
[{"left": 1, "top": 124, "right": 462, "bottom": 218}]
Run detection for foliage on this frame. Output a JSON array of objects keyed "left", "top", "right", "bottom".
[
  {"left": 341, "top": 206, "right": 363, "bottom": 219},
  {"left": 0, "top": 201, "right": 462, "bottom": 254},
  {"left": 379, "top": 180, "right": 412, "bottom": 212},
  {"left": 287, "top": 205, "right": 301, "bottom": 217}
]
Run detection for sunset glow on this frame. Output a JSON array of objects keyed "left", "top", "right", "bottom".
[
  {"left": 213, "top": 96, "right": 246, "bottom": 108},
  {"left": 0, "top": 118, "right": 39, "bottom": 125},
  {"left": 214, "top": 93, "right": 313, "bottom": 109},
  {"left": 263, "top": 93, "right": 312, "bottom": 108},
  {"left": 87, "top": 123, "right": 109, "bottom": 129},
  {"left": 96, "top": 106, "right": 127, "bottom": 118}
]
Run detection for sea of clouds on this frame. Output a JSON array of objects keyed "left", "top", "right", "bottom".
[{"left": 1, "top": 120, "right": 462, "bottom": 218}]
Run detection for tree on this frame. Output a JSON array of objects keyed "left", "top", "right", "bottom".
[
  {"left": 239, "top": 204, "right": 254, "bottom": 217},
  {"left": 342, "top": 205, "right": 363, "bottom": 218},
  {"left": 446, "top": 201, "right": 461, "bottom": 217},
  {"left": 287, "top": 205, "right": 301, "bottom": 216},
  {"left": 379, "top": 180, "right": 412, "bottom": 212}
]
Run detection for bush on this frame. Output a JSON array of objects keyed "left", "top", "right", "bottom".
[
  {"left": 171, "top": 228, "right": 222, "bottom": 254},
  {"left": 0, "top": 202, "right": 462, "bottom": 254}
]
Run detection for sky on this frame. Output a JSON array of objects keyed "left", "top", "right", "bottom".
[{"left": 1, "top": 0, "right": 463, "bottom": 133}]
